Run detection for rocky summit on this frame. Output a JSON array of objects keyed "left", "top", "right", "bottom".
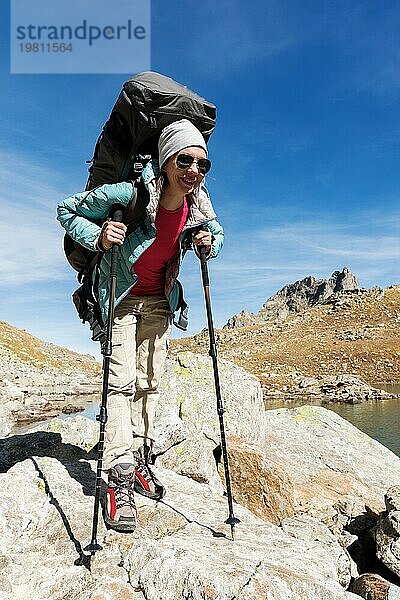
[{"left": 223, "top": 267, "right": 360, "bottom": 329}]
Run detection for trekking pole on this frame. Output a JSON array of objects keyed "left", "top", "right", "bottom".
[
  {"left": 197, "top": 242, "right": 240, "bottom": 540},
  {"left": 85, "top": 206, "right": 124, "bottom": 556}
]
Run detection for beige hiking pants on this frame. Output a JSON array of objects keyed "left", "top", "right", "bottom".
[{"left": 103, "top": 294, "right": 172, "bottom": 471}]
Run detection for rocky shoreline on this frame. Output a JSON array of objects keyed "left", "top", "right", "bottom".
[
  {"left": 3, "top": 274, "right": 400, "bottom": 435},
  {"left": 3, "top": 354, "right": 396, "bottom": 442},
  {"left": 262, "top": 373, "right": 399, "bottom": 404},
  {"left": 0, "top": 321, "right": 102, "bottom": 435},
  {"left": 0, "top": 349, "right": 100, "bottom": 436}
]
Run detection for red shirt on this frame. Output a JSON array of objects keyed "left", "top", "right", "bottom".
[{"left": 130, "top": 198, "right": 189, "bottom": 296}]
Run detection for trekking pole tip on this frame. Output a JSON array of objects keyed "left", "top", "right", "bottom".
[
  {"left": 225, "top": 516, "right": 241, "bottom": 541},
  {"left": 84, "top": 541, "right": 103, "bottom": 555}
]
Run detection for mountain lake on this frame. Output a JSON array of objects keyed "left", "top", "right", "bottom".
[
  {"left": 69, "top": 382, "right": 400, "bottom": 457},
  {"left": 14, "top": 383, "right": 400, "bottom": 459}
]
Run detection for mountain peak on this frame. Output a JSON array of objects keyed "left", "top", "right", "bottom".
[{"left": 223, "top": 268, "right": 360, "bottom": 329}]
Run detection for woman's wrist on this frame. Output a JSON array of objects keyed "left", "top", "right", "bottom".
[{"left": 96, "top": 222, "right": 109, "bottom": 252}]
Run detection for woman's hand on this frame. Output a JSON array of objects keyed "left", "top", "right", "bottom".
[
  {"left": 193, "top": 230, "right": 212, "bottom": 250},
  {"left": 97, "top": 221, "right": 127, "bottom": 251}
]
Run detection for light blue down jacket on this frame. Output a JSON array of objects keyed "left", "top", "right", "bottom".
[{"left": 57, "top": 160, "right": 224, "bottom": 327}]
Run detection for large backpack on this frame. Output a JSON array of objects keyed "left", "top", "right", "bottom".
[
  {"left": 66, "top": 72, "right": 217, "bottom": 342},
  {"left": 85, "top": 71, "right": 216, "bottom": 190}
]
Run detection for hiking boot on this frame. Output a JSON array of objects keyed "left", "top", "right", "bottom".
[
  {"left": 104, "top": 463, "right": 137, "bottom": 532},
  {"left": 134, "top": 449, "right": 166, "bottom": 501}
]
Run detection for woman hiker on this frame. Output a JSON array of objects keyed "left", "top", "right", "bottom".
[{"left": 57, "top": 119, "right": 224, "bottom": 532}]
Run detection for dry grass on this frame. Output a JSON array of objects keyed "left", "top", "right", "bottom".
[
  {"left": 171, "top": 286, "right": 400, "bottom": 388},
  {"left": 0, "top": 321, "right": 100, "bottom": 375}
]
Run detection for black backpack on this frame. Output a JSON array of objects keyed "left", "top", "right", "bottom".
[
  {"left": 66, "top": 72, "right": 216, "bottom": 342},
  {"left": 85, "top": 71, "right": 216, "bottom": 190}
]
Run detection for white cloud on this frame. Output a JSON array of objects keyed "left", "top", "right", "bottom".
[
  {"left": 0, "top": 149, "right": 71, "bottom": 286},
  {"left": 255, "top": 222, "right": 400, "bottom": 261}
]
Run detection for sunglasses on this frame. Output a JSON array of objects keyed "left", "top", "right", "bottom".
[{"left": 175, "top": 153, "right": 212, "bottom": 175}]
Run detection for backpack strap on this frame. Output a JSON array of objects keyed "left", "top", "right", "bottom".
[
  {"left": 84, "top": 178, "right": 149, "bottom": 276},
  {"left": 124, "top": 178, "right": 150, "bottom": 236}
]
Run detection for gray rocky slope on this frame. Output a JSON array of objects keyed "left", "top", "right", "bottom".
[
  {"left": 1, "top": 351, "right": 400, "bottom": 598},
  {"left": 223, "top": 266, "right": 360, "bottom": 329}
]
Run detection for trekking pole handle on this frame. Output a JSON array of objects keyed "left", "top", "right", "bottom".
[
  {"left": 111, "top": 205, "right": 124, "bottom": 226},
  {"left": 199, "top": 245, "right": 209, "bottom": 286},
  {"left": 110, "top": 206, "right": 124, "bottom": 275},
  {"left": 193, "top": 227, "right": 210, "bottom": 286}
]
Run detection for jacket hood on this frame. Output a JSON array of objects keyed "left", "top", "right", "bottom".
[{"left": 141, "top": 159, "right": 216, "bottom": 224}]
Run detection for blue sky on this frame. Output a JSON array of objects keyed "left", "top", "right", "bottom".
[{"left": 1, "top": 1, "right": 399, "bottom": 356}]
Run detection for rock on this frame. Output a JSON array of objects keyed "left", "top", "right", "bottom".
[
  {"left": 0, "top": 323, "right": 101, "bottom": 430},
  {"left": 0, "top": 380, "right": 25, "bottom": 401},
  {"left": 226, "top": 436, "right": 295, "bottom": 524},
  {"left": 0, "top": 457, "right": 133, "bottom": 600},
  {"left": 225, "top": 406, "right": 400, "bottom": 580},
  {"left": 385, "top": 486, "right": 400, "bottom": 513},
  {"left": 280, "top": 514, "right": 352, "bottom": 588},
  {"left": 252, "top": 406, "right": 400, "bottom": 526},
  {"left": 349, "top": 573, "right": 400, "bottom": 599},
  {"left": 0, "top": 416, "right": 99, "bottom": 473},
  {"left": 389, "top": 585, "right": 400, "bottom": 599},
  {"left": 152, "top": 413, "right": 188, "bottom": 457},
  {"left": 128, "top": 508, "right": 360, "bottom": 599},
  {"left": 29, "top": 415, "right": 99, "bottom": 450},
  {"left": 374, "top": 487, "right": 400, "bottom": 578},
  {"left": 335, "top": 329, "right": 373, "bottom": 342},
  {"left": 125, "top": 519, "right": 359, "bottom": 600},
  {"left": 0, "top": 368, "right": 99, "bottom": 429},
  {"left": 160, "top": 435, "right": 224, "bottom": 492},
  {"left": 61, "top": 404, "right": 85, "bottom": 415},
  {"left": 258, "top": 268, "right": 359, "bottom": 320},
  {"left": 223, "top": 309, "right": 258, "bottom": 330},
  {"left": 156, "top": 351, "right": 264, "bottom": 490},
  {"left": 330, "top": 268, "right": 361, "bottom": 292},
  {"left": 0, "top": 416, "right": 360, "bottom": 600},
  {"left": 222, "top": 267, "right": 360, "bottom": 329},
  {"left": 289, "top": 373, "right": 391, "bottom": 404},
  {"left": 0, "top": 398, "right": 21, "bottom": 438}
]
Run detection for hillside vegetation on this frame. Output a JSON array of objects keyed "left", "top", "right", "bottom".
[
  {"left": 172, "top": 285, "right": 400, "bottom": 391},
  {"left": 0, "top": 320, "right": 100, "bottom": 376}
]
